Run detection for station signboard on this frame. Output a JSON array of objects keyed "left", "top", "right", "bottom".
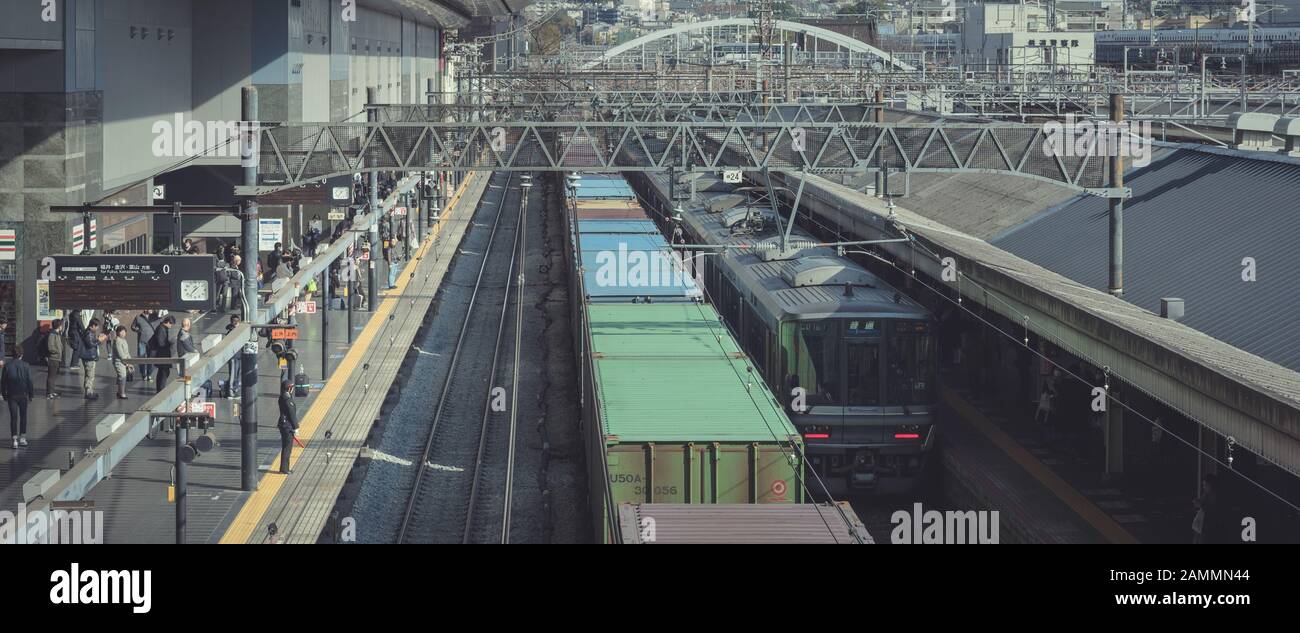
[{"left": 44, "top": 255, "right": 216, "bottom": 311}]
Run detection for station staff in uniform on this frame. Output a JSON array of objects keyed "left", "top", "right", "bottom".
[{"left": 277, "top": 380, "right": 299, "bottom": 474}]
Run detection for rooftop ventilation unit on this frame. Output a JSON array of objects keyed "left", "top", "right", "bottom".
[
  {"left": 1228, "top": 113, "right": 1280, "bottom": 151},
  {"left": 782, "top": 257, "right": 874, "bottom": 288}
]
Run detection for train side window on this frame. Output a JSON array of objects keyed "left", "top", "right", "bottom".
[{"left": 746, "top": 315, "right": 768, "bottom": 374}]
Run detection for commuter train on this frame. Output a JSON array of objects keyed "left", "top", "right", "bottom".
[
  {"left": 1094, "top": 27, "right": 1300, "bottom": 68},
  {"left": 626, "top": 169, "right": 939, "bottom": 496},
  {"left": 562, "top": 173, "right": 807, "bottom": 543}
]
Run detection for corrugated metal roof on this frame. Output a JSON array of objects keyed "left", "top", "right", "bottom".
[
  {"left": 588, "top": 304, "right": 799, "bottom": 443},
  {"left": 993, "top": 146, "right": 1300, "bottom": 373},
  {"left": 617, "top": 502, "right": 873, "bottom": 544}
]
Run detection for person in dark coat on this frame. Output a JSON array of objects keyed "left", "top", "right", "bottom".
[
  {"left": 44, "top": 319, "right": 65, "bottom": 398},
  {"left": 66, "top": 309, "right": 86, "bottom": 370},
  {"left": 150, "top": 316, "right": 176, "bottom": 393},
  {"left": 265, "top": 242, "right": 283, "bottom": 284},
  {"left": 131, "top": 310, "right": 157, "bottom": 383},
  {"left": 277, "top": 380, "right": 299, "bottom": 474},
  {"left": 80, "top": 319, "right": 104, "bottom": 399},
  {"left": 2, "top": 346, "right": 35, "bottom": 448}
]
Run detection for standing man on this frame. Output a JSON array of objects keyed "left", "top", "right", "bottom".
[
  {"left": 110, "top": 325, "right": 132, "bottom": 400},
  {"left": 131, "top": 310, "right": 156, "bottom": 384},
  {"left": 151, "top": 315, "right": 176, "bottom": 393},
  {"left": 277, "top": 380, "right": 299, "bottom": 474},
  {"left": 214, "top": 261, "right": 230, "bottom": 312},
  {"left": 225, "top": 315, "right": 243, "bottom": 397},
  {"left": 177, "top": 318, "right": 197, "bottom": 356},
  {"left": 80, "top": 318, "right": 104, "bottom": 400},
  {"left": 386, "top": 247, "right": 399, "bottom": 289},
  {"left": 44, "top": 319, "right": 64, "bottom": 398},
  {"left": 265, "top": 242, "right": 284, "bottom": 285},
  {"left": 228, "top": 257, "right": 246, "bottom": 315},
  {"left": 66, "top": 309, "right": 85, "bottom": 371},
  {"left": 2, "top": 346, "right": 35, "bottom": 448}
]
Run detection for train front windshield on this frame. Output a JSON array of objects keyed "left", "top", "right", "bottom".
[
  {"left": 790, "top": 319, "right": 934, "bottom": 408},
  {"left": 887, "top": 321, "right": 936, "bottom": 406}
]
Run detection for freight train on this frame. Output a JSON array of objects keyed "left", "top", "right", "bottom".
[
  {"left": 561, "top": 173, "right": 809, "bottom": 543},
  {"left": 627, "top": 169, "right": 939, "bottom": 497}
]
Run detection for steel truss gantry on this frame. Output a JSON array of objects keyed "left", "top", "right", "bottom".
[{"left": 237, "top": 120, "right": 1115, "bottom": 197}]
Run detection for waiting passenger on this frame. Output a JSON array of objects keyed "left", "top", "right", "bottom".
[{"left": 2, "top": 346, "right": 35, "bottom": 448}]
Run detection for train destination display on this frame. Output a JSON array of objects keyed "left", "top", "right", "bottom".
[{"left": 45, "top": 255, "right": 217, "bottom": 311}]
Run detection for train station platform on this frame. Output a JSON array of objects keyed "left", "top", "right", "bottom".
[
  {"left": 218, "top": 170, "right": 488, "bottom": 544},
  {"left": 4, "top": 172, "right": 488, "bottom": 543}
]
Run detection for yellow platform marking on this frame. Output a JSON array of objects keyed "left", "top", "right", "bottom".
[
  {"left": 220, "top": 174, "right": 481, "bottom": 544},
  {"left": 942, "top": 385, "right": 1139, "bottom": 545}
]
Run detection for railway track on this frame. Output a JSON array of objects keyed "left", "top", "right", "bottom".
[{"left": 397, "top": 172, "right": 527, "bottom": 544}]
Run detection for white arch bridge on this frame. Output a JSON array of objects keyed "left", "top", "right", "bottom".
[{"left": 582, "top": 18, "right": 914, "bottom": 72}]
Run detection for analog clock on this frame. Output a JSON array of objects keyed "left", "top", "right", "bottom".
[{"left": 180, "top": 280, "right": 208, "bottom": 302}]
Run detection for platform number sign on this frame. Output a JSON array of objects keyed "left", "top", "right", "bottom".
[
  {"left": 722, "top": 169, "right": 743, "bottom": 184},
  {"left": 490, "top": 127, "right": 507, "bottom": 153}
]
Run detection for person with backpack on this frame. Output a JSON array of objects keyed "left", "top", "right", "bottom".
[
  {"left": 43, "top": 319, "right": 65, "bottom": 398},
  {"left": 80, "top": 318, "right": 105, "bottom": 400},
  {"left": 214, "top": 262, "right": 231, "bottom": 312}
]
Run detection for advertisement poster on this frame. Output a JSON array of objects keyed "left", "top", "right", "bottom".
[{"left": 36, "top": 280, "right": 63, "bottom": 322}]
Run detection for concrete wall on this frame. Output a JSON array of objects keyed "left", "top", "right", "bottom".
[{"left": 100, "top": 0, "right": 193, "bottom": 188}]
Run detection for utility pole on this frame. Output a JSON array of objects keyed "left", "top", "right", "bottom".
[
  {"left": 240, "top": 86, "right": 260, "bottom": 491},
  {"left": 366, "top": 88, "right": 381, "bottom": 309},
  {"left": 1108, "top": 92, "right": 1125, "bottom": 297}
]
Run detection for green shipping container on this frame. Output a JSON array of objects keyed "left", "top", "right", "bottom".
[{"left": 581, "top": 303, "right": 805, "bottom": 541}]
